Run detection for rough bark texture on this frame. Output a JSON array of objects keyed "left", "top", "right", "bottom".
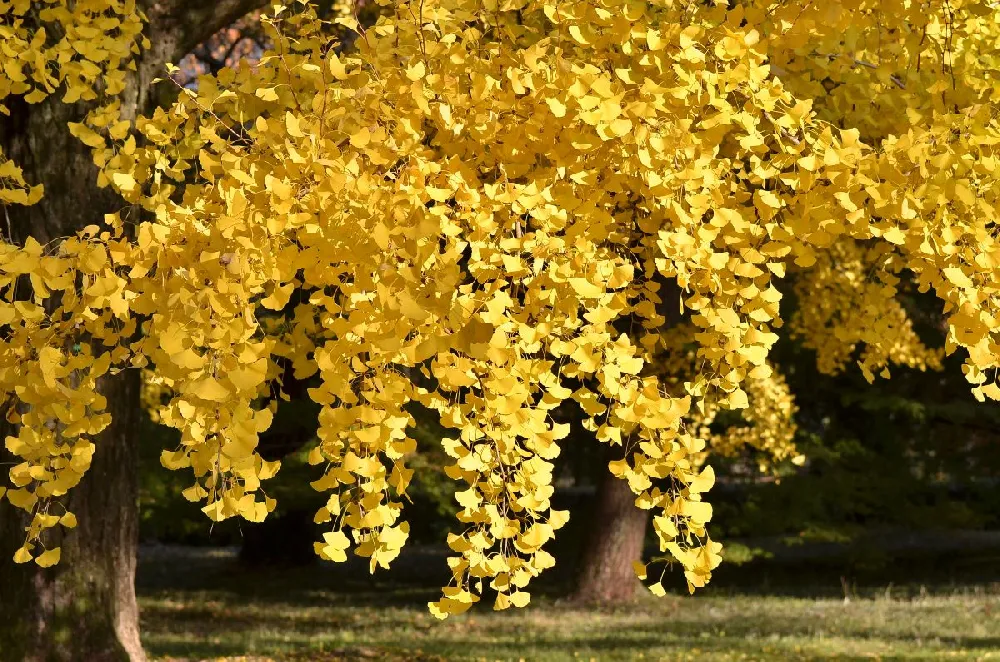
[
  {"left": 572, "top": 450, "right": 650, "bottom": 604},
  {"left": 0, "top": 84, "right": 148, "bottom": 662},
  {"left": 0, "top": 2, "right": 268, "bottom": 660},
  {"left": 0, "top": 372, "right": 143, "bottom": 662}
]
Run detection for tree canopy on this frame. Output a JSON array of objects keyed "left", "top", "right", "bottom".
[{"left": 1, "top": 0, "right": 999, "bottom": 619}]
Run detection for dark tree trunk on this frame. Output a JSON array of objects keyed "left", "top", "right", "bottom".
[
  {"left": 0, "top": 73, "right": 148, "bottom": 662},
  {"left": 0, "top": 372, "right": 143, "bottom": 662},
  {"left": 572, "top": 450, "right": 649, "bottom": 604},
  {"left": 0, "top": 2, "right": 267, "bottom": 660},
  {"left": 240, "top": 362, "right": 321, "bottom": 567}
]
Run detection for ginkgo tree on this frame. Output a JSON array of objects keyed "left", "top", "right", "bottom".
[{"left": 2, "top": 0, "right": 999, "bottom": 658}]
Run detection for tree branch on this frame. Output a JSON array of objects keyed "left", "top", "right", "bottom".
[{"left": 141, "top": 0, "right": 271, "bottom": 66}]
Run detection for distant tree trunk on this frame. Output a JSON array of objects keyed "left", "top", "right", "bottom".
[
  {"left": 240, "top": 508, "right": 317, "bottom": 566},
  {"left": 239, "top": 360, "right": 321, "bottom": 566},
  {"left": 572, "top": 449, "right": 649, "bottom": 604},
  {"left": 571, "top": 276, "right": 683, "bottom": 604}
]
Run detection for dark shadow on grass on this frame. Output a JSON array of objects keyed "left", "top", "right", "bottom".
[
  {"left": 138, "top": 544, "right": 452, "bottom": 607},
  {"left": 138, "top": 540, "right": 1000, "bottom": 604},
  {"left": 137, "top": 541, "right": 1000, "bottom": 660}
]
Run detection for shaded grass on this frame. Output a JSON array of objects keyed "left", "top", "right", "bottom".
[{"left": 139, "top": 545, "right": 1000, "bottom": 661}]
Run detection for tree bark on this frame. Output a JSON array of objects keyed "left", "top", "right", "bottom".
[
  {"left": 0, "top": 77, "right": 148, "bottom": 661},
  {"left": 0, "top": 3, "right": 268, "bottom": 660},
  {"left": 0, "top": 372, "right": 143, "bottom": 662},
  {"left": 572, "top": 450, "right": 649, "bottom": 604}
]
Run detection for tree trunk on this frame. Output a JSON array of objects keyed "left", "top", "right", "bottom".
[
  {"left": 572, "top": 452, "right": 649, "bottom": 604},
  {"left": 571, "top": 278, "right": 685, "bottom": 604},
  {"left": 0, "top": 49, "right": 151, "bottom": 657},
  {"left": 0, "top": 372, "right": 143, "bottom": 662},
  {"left": 0, "top": 3, "right": 266, "bottom": 658}
]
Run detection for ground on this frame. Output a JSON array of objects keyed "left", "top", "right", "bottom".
[{"left": 138, "top": 542, "right": 1000, "bottom": 661}]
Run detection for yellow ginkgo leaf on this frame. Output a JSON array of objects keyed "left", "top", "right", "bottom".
[{"left": 35, "top": 547, "right": 61, "bottom": 568}]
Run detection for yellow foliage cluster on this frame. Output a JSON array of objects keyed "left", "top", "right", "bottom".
[
  {"left": 790, "top": 240, "right": 944, "bottom": 381},
  {"left": 652, "top": 322, "right": 799, "bottom": 474},
  {"left": 0, "top": 0, "right": 147, "bottom": 204},
  {"left": 2, "top": 0, "right": 1000, "bottom": 614}
]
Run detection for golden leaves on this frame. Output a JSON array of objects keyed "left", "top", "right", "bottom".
[
  {"left": 111, "top": 172, "right": 137, "bottom": 193},
  {"left": 35, "top": 547, "right": 61, "bottom": 568},
  {"left": 4, "top": 0, "right": 1000, "bottom": 618},
  {"left": 0, "top": 0, "right": 145, "bottom": 117},
  {"left": 789, "top": 242, "right": 943, "bottom": 380},
  {"left": 190, "top": 378, "right": 230, "bottom": 402}
]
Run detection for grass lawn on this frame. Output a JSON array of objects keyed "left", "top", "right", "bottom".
[{"left": 138, "top": 545, "right": 1000, "bottom": 661}]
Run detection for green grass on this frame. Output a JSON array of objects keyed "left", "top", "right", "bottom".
[{"left": 138, "top": 546, "right": 1000, "bottom": 662}]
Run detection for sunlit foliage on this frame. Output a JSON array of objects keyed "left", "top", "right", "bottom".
[{"left": 1, "top": 0, "right": 999, "bottom": 616}]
